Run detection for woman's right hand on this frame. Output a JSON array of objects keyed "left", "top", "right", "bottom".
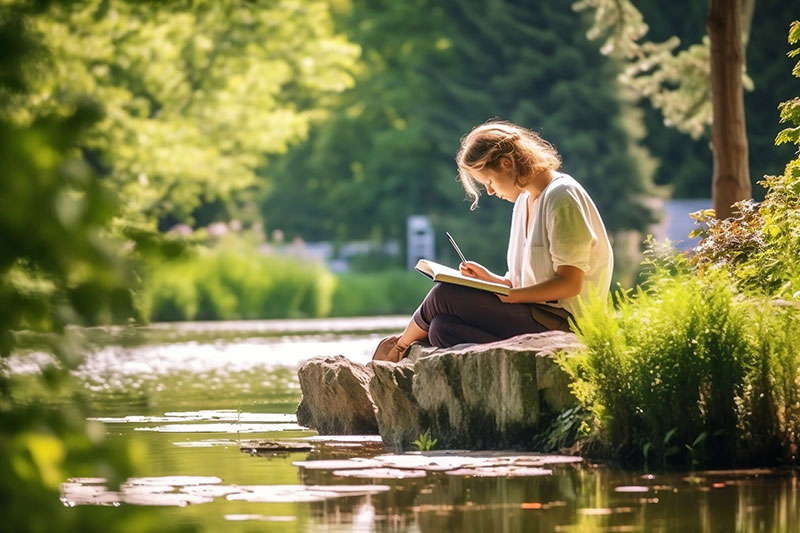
[{"left": 460, "top": 261, "right": 492, "bottom": 281}]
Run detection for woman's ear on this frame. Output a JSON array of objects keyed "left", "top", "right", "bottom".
[{"left": 498, "top": 156, "right": 513, "bottom": 171}]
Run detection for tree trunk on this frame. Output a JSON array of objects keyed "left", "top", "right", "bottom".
[{"left": 707, "top": 0, "right": 751, "bottom": 219}]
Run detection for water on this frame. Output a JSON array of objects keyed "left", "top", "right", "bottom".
[{"left": 11, "top": 317, "right": 800, "bottom": 532}]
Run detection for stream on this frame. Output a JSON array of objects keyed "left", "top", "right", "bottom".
[{"left": 9, "top": 317, "right": 799, "bottom": 532}]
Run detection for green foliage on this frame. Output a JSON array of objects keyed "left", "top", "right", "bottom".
[
  {"left": 414, "top": 430, "right": 437, "bottom": 451},
  {"left": 0, "top": 2, "right": 171, "bottom": 530},
  {"left": 2, "top": 0, "right": 359, "bottom": 226},
  {"left": 575, "top": 0, "right": 754, "bottom": 139},
  {"left": 562, "top": 252, "right": 799, "bottom": 467},
  {"left": 580, "top": 1, "right": 798, "bottom": 200},
  {"left": 531, "top": 406, "right": 592, "bottom": 453},
  {"left": 142, "top": 250, "right": 433, "bottom": 321},
  {"left": 691, "top": 23, "right": 800, "bottom": 298},
  {"left": 330, "top": 270, "right": 431, "bottom": 317},
  {"left": 262, "top": 0, "right": 655, "bottom": 270},
  {"left": 560, "top": 24, "right": 800, "bottom": 468},
  {"left": 139, "top": 238, "right": 336, "bottom": 321}
]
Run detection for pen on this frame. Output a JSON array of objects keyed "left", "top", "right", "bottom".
[{"left": 446, "top": 232, "right": 467, "bottom": 264}]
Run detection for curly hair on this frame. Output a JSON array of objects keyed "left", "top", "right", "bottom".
[{"left": 456, "top": 119, "right": 561, "bottom": 209}]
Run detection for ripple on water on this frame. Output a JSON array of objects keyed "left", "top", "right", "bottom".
[{"left": 8, "top": 330, "right": 392, "bottom": 382}]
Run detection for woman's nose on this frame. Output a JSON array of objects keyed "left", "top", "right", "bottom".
[{"left": 486, "top": 185, "right": 495, "bottom": 196}]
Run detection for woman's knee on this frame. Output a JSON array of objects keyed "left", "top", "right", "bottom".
[
  {"left": 428, "top": 315, "right": 462, "bottom": 348},
  {"left": 424, "top": 283, "right": 473, "bottom": 313}
]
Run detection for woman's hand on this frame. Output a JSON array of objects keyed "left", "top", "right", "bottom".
[{"left": 459, "top": 261, "right": 492, "bottom": 281}]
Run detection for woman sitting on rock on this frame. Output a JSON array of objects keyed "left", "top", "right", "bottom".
[{"left": 372, "top": 119, "right": 613, "bottom": 362}]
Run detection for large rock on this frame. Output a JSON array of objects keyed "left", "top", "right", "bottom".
[
  {"left": 295, "top": 355, "right": 378, "bottom": 435},
  {"left": 369, "top": 358, "right": 424, "bottom": 448},
  {"left": 296, "top": 331, "right": 582, "bottom": 449}
]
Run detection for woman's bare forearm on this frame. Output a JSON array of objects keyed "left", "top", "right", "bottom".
[{"left": 497, "top": 265, "right": 584, "bottom": 304}]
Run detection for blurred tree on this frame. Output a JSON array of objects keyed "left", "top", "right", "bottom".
[
  {"left": 0, "top": 1, "right": 196, "bottom": 530},
  {"left": 260, "top": 0, "right": 655, "bottom": 274},
  {"left": 574, "top": 0, "right": 787, "bottom": 219},
  {"left": 1, "top": 0, "right": 360, "bottom": 229},
  {"left": 633, "top": 0, "right": 798, "bottom": 201}
]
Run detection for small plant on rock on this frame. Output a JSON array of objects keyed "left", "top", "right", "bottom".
[{"left": 414, "top": 430, "right": 437, "bottom": 451}]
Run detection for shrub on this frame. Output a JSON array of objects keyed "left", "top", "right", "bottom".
[
  {"left": 330, "top": 270, "right": 431, "bottom": 317},
  {"left": 563, "top": 247, "right": 800, "bottom": 467},
  {"left": 139, "top": 240, "right": 336, "bottom": 321}
]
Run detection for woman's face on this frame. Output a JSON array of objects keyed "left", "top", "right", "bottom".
[{"left": 471, "top": 166, "right": 521, "bottom": 203}]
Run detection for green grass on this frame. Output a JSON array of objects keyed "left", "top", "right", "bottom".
[{"left": 560, "top": 249, "right": 800, "bottom": 468}]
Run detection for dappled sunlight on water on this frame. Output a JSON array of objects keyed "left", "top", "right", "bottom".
[{"left": 8, "top": 318, "right": 800, "bottom": 531}]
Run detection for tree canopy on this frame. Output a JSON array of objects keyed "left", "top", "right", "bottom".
[
  {"left": 260, "top": 0, "right": 655, "bottom": 272},
  {"left": 576, "top": 0, "right": 798, "bottom": 213},
  {"left": 2, "top": 0, "right": 360, "bottom": 226}
]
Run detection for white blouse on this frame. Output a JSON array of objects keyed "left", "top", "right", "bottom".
[{"left": 506, "top": 172, "right": 613, "bottom": 318}]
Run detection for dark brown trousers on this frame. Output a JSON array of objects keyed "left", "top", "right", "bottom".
[{"left": 412, "top": 282, "right": 572, "bottom": 348}]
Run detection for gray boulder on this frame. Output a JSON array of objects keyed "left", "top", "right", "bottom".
[
  {"left": 295, "top": 355, "right": 378, "bottom": 435},
  {"left": 295, "top": 331, "right": 581, "bottom": 449},
  {"left": 369, "top": 357, "right": 423, "bottom": 448}
]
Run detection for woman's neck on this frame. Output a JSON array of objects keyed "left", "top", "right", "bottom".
[{"left": 524, "top": 169, "right": 555, "bottom": 201}]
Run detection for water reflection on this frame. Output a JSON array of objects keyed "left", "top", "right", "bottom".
[
  {"left": 8, "top": 318, "right": 798, "bottom": 532},
  {"left": 300, "top": 467, "right": 799, "bottom": 532}
]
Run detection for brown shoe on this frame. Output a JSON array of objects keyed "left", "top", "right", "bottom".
[{"left": 371, "top": 335, "right": 409, "bottom": 362}]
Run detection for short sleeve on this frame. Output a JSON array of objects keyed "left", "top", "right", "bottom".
[{"left": 548, "top": 193, "right": 596, "bottom": 272}]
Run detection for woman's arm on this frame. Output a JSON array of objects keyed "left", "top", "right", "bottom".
[
  {"left": 496, "top": 265, "right": 584, "bottom": 304},
  {"left": 459, "top": 261, "right": 513, "bottom": 288}
]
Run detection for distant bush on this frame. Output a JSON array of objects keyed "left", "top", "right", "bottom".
[
  {"left": 139, "top": 241, "right": 336, "bottom": 321},
  {"left": 330, "top": 270, "right": 431, "bottom": 317}
]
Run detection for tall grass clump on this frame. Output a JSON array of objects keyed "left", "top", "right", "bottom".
[
  {"left": 139, "top": 239, "right": 336, "bottom": 321},
  {"left": 563, "top": 246, "right": 800, "bottom": 467}
]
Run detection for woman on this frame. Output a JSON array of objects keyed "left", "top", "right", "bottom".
[{"left": 372, "top": 120, "right": 613, "bottom": 362}]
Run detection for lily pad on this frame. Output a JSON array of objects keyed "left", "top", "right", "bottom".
[
  {"left": 135, "top": 423, "right": 304, "bottom": 433},
  {"left": 88, "top": 415, "right": 198, "bottom": 424},
  {"left": 301, "top": 435, "right": 384, "bottom": 444},
  {"left": 163, "top": 410, "right": 297, "bottom": 423},
  {"left": 614, "top": 485, "right": 650, "bottom": 493},
  {"left": 66, "top": 477, "right": 106, "bottom": 484},
  {"left": 224, "top": 515, "right": 297, "bottom": 522},
  {"left": 61, "top": 476, "right": 223, "bottom": 507},
  {"left": 121, "top": 492, "right": 212, "bottom": 507},
  {"left": 226, "top": 484, "right": 390, "bottom": 503},
  {"left": 445, "top": 466, "right": 552, "bottom": 477},
  {"left": 124, "top": 476, "right": 222, "bottom": 486},
  {"left": 173, "top": 439, "right": 240, "bottom": 448},
  {"left": 373, "top": 454, "right": 491, "bottom": 472},
  {"left": 292, "top": 458, "right": 383, "bottom": 470},
  {"left": 60, "top": 483, "right": 120, "bottom": 507},
  {"left": 331, "top": 468, "right": 428, "bottom": 479},
  {"left": 181, "top": 485, "right": 240, "bottom": 498}
]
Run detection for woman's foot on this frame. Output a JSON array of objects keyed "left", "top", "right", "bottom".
[{"left": 371, "top": 335, "right": 409, "bottom": 362}]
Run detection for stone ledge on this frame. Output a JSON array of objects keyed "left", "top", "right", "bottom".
[{"left": 296, "top": 331, "right": 581, "bottom": 450}]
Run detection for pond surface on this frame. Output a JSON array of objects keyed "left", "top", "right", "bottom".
[{"left": 13, "top": 317, "right": 800, "bottom": 532}]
